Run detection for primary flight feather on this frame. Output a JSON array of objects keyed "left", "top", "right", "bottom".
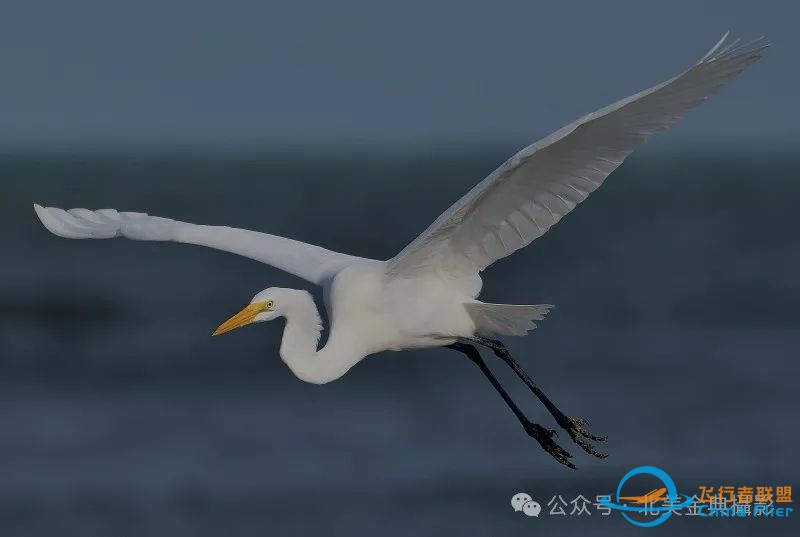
[{"left": 34, "top": 33, "right": 765, "bottom": 468}]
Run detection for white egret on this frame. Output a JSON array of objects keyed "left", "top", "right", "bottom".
[{"left": 34, "top": 34, "right": 765, "bottom": 468}]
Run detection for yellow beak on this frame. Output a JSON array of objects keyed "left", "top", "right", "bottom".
[{"left": 212, "top": 302, "right": 267, "bottom": 336}]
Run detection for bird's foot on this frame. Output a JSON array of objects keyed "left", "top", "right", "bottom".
[
  {"left": 557, "top": 416, "right": 608, "bottom": 459},
  {"left": 524, "top": 422, "right": 576, "bottom": 469}
]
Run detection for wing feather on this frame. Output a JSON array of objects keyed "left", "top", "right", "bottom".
[
  {"left": 387, "top": 34, "right": 766, "bottom": 278},
  {"left": 34, "top": 205, "right": 369, "bottom": 285}
]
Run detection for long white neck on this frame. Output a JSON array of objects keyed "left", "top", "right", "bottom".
[{"left": 277, "top": 290, "right": 363, "bottom": 384}]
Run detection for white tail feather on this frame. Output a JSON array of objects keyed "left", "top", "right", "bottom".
[{"left": 465, "top": 302, "right": 553, "bottom": 336}]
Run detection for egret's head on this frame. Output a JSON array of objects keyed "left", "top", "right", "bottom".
[{"left": 212, "top": 287, "right": 284, "bottom": 336}]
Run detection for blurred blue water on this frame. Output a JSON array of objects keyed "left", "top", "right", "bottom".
[{"left": 1, "top": 151, "right": 798, "bottom": 536}]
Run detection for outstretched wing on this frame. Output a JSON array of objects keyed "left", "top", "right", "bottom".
[
  {"left": 34, "top": 204, "right": 370, "bottom": 285},
  {"left": 387, "top": 33, "right": 766, "bottom": 279}
]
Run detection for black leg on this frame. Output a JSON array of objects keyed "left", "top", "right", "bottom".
[
  {"left": 471, "top": 336, "right": 608, "bottom": 459},
  {"left": 447, "top": 342, "right": 576, "bottom": 469}
]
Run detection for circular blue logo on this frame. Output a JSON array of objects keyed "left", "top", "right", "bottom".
[{"left": 599, "top": 466, "right": 694, "bottom": 527}]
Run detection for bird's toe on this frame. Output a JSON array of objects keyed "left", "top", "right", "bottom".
[
  {"left": 562, "top": 416, "right": 608, "bottom": 458},
  {"left": 525, "top": 422, "right": 576, "bottom": 469}
]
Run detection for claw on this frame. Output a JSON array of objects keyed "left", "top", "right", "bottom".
[
  {"left": 572, "top": 417, "right": 608, "bottom": 442},
  {"left": 584, "top": 431, "right": 608, "bottom": 442},
  {"left": 525, "top": 423, "right": 577, "bottom": 469},
  {"left": 559, "top": 416, "right": 608, "bottom": 459},
  {"left": 573, "top": 434, "right": 609, "bottom": 459}
]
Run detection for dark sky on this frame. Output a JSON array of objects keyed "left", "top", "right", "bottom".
[{"left": 0, "top": 0, "right": 794, "bottom": 150}]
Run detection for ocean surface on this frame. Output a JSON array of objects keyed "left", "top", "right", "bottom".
[{"left": 1, "top": 150, "right": 798, "bottom": 536}]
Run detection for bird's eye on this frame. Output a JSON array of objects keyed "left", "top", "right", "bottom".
[{"left": 266, "top": 300, "right": 274, "bottom": 309}]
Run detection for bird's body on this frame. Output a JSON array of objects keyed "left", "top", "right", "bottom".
[
  {"left": 266, "top": 264, "right": 481, "bottom": 383},
  {"left": 34, "top": 33, "right": 766, "bottom": 467},
  {"left": 323, "top": 262, "right": 480, "bottom": 352}
]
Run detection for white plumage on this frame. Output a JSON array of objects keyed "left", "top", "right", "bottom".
[
  {"left": 33, "top": 205, "right": 366, "bottom": 285},
  {"left": 387, "top": 33, "right": 765, "bottom": 278},
  {"left": 34, "top": 33, "right": 765, "bottom": 385}
]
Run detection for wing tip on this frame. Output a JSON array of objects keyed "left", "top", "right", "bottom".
[
  {"left": 699, "top": 32, "right": 769, "bottom": 65},
  {"left": 33, "top": 204, "right": 108, "bottom": 239},
  {"left": 33, "top": 203, "right": 66, "bottom": 237},
  {"left": 34, "top": 204, "right": 71, "bottom": 238}
]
